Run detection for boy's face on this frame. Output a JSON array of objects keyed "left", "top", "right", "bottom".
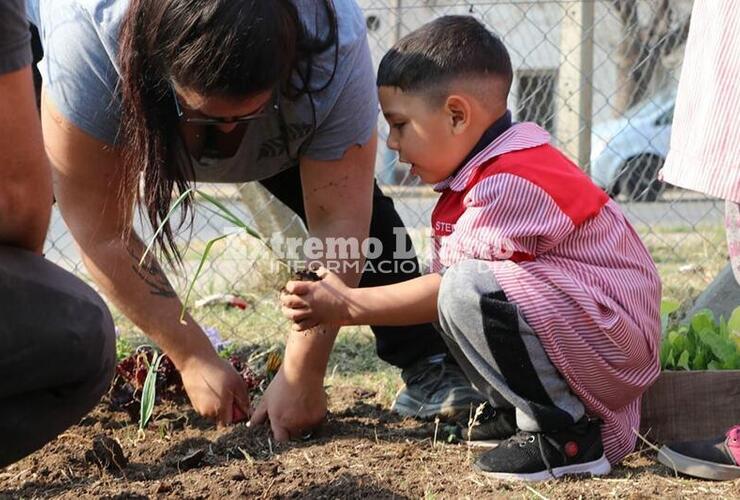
[{"left": 379, "top": 86, "right": 472, "bottom": 184}]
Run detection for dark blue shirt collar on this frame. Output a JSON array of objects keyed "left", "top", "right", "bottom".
[{"left": 458, "top": 110, "right": 512, "bottom": 169}]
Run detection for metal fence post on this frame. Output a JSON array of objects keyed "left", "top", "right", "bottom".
[
  {"left": 555, "top": 0, "right": 594, "bottom": 172},
  {"left": 392, "top": 0, "right": 403, "bottom": 44}
]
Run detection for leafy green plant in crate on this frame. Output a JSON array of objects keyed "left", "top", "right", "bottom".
[{"left": 660, "top": 300, "right": 740, "bottom": 371}]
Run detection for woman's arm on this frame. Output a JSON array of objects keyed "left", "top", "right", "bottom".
[
  {"left": 249, "top": 131, "right": 377, "bottom": 439},
  {"left": 41, "top": 92, "right": 250, "bottom": 425},
  {"left": 283, "top": 130, "right": 377, "bottom": 374}
]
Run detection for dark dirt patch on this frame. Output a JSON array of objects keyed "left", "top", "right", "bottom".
[
  {"left": 84, "top": 435, "right": 128, "bottom": 473},
  {"left": 1, "top": 384, "right": 739, "bottom": 499}
]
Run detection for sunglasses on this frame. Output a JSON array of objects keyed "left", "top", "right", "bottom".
[{"left": 172, "top": 85, "right": 280, "bottom": 125}]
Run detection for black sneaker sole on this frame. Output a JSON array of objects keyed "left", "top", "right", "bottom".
[
  {"left": 658, "top": 446, "right": 740, "bottom": 481},
  {"left": 475, "top": 454, "right": 611, "bottom": 481}
]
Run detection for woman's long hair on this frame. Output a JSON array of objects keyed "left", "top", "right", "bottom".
[{"left": 118, "top": 0, "right": 337, "bottom": 266}]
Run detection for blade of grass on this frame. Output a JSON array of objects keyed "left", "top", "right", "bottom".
[
  {"left": 196, "top": 196, "right": 281, "bottom": 264},
  {"left": 139, "top": 352, "right": 163, "bottom": 431},
  {"left": 141, "top": 190, "right": 287, "bottom": 323},
  {"left": 200, "top": 203, "right": 245, "bottom": 229},
  {"left": 197, "top": 200, "right": 275, "bottom": 256},
  {"left": 523, "top": 484, "right": 549, "bottom": 500},
  {"left": 179, "top": 233, "right": 230, "bottom": 323},
  {"left": 196, "top": 189, "right": 263, "bottom": 240},
  {"left": 140, "top": 187, "right": 194, "bottom": 266}
]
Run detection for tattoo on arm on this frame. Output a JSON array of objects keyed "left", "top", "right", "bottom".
[{"left": 128, "top": 247, "right": 178, "bottom": 298}]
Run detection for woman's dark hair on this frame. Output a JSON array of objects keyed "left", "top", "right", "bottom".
[{"left": 119, "top": 0, "right": 337, "bottom": 266}]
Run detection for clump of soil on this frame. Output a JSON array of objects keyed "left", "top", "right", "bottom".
[
  {"left": 292, "top": 270, "right": 321, "bottom": 282},
  {"left": 175, "top": 448, "right": 206, "bottom": 472},
  {"left": 84, "top": 435, "right": 127, "bottom": 472}
]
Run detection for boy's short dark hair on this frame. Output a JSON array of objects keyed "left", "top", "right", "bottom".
[{"left": 377, "top": 16, "right": 512, "bottom": 103}]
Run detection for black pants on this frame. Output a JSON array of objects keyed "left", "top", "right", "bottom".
[
  {"left": 0, "top": 246, "right": 116, "bottom": 467},
  {"left": 259, "top": 167, "right": 449, "bottom": 368}
]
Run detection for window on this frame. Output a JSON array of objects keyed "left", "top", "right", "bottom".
[{"left": 515, "top": 70, "right": 557, "bottom": 133}]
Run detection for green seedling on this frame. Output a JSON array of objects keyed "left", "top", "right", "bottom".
[{"left": 139, "top": 351, "right": 163, "bottom": 432}]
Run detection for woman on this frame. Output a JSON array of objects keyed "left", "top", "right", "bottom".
[{"left": 29, "top": 0, "right": 483, "bottom": 439}]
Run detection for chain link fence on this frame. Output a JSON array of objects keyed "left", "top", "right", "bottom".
[{"left": 45, "top": 0, "right": 728, "bottom": 343}]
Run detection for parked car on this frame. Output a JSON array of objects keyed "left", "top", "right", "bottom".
[{"left": 590, "top": 90, "right": 675, "bottom": 201}]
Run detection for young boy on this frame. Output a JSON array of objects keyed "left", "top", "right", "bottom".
[{"left": 280, "top": 16, "right": 661, "bottom": 481}]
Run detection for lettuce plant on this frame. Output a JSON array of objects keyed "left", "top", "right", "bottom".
[{"left": 660, "top": 300, "right": 740, "bottom": 371}]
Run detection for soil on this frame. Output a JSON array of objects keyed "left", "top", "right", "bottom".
[
  {"left": 292, "top": 270, "right": 321, "bottom": 282},
  {"left": 1, "top": 384, "right": 739, "bottom": 499}
]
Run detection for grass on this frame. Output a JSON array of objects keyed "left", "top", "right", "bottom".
[{"left": 638, "top": 223, "right": 727, "bottom": 315}]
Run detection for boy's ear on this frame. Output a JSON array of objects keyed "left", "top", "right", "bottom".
[{"left": 445, "top": 95, "right": 471, "bottom": 134}]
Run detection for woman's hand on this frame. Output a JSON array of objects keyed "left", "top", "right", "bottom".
[
  {"left": 280, "top": 267, "right": 357, "bottom": 332},
  {"left": 248, "top": 366, "right": 327, "bottom": 441},
  {"left": 178, "top": 351, "right": 252, "bottom": 427}
]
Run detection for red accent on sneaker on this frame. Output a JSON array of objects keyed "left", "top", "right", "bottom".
[
  {"left": 564, "top": 441, "right": 579, "bottom": 458},
  {"left": 725, "top": 425, "right": 740, "bottom": 465}
]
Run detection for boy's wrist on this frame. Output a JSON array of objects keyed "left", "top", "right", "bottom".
[{"left": 344, "top": 287, "right": 364, "bottom": 325}]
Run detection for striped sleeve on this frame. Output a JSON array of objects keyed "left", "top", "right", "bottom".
[
  {"left": 439, "top": 174, "right": 574, "bottom": 264},
  {"left": 661, "top": 1, "right": 740, "bottom": 202}
]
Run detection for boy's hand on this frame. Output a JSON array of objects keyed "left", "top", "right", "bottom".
[{"left": 280, "top": 267, "right": 356, "bottom": 331}]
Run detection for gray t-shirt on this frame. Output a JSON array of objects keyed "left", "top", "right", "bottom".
[
  {"left": 27, "top": 0, "right": 378, "bottom": 182},
  {"left": 1, "top": 0, "right": 32, "bottom": 75}
]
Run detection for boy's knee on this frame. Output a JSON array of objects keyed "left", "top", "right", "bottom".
[{"left": 438, "top": 260, "right": 487, "bottom": 325}]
